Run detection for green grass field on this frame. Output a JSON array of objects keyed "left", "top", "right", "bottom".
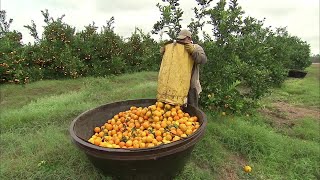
[{"left": 1, "top": 65, "right": 319, "bottom": 180}]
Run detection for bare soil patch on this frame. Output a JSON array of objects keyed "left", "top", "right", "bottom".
[
  {"left": 260, "top": 101, "right": 320, "bottom": 128},
  {"left": 219, "top": 154, "right": 248, "bottom": 180}
]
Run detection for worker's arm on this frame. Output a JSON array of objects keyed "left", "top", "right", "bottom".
[{"left": 191, "top": 44, "right": 207, "bottom": 64}]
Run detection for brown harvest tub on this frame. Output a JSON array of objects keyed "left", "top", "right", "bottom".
[{"left": 69, "top": 99, "right": 207, "bottom": 180}]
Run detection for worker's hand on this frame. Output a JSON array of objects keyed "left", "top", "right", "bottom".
[
  {"left": 160, "top": 47, "right": 165, "bottom": 54},
  {"left": 185, "top": 43, "right": 195, "bottom": 54}
]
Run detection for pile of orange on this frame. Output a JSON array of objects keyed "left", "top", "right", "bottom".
[{"left": 88, "top": 101, "right": 200, "bottom": 149}]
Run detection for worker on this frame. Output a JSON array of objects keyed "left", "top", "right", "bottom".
[{"left": 159, "top": 29, "right": 207, "bottom": 107}]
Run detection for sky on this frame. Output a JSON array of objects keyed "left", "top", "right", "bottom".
[{"left": 1, "top": 0, "right": 319, "bottom": 54}]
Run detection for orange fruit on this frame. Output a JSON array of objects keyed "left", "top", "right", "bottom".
[
  {"left": 155, "top": 130, "right": 162, "bottom": 137},
  {"left": 161, "top": 121, "right": 167, "bottom": 128},
  {"left": 165, "top": 104, "right": 171, "bottom": 110},
  {"left": 179, "top": 124, "right": 187, "bottom": 132},
  {"left": 114, "top": 138, "right": 120, "bottom": 145},
  {"left": 156, "top": 136, "right": 163, "bottom": 142},
  {"left": 98, "top": 131, "right": 104, "bottom": 137},
  {"left": 138, "top": 142, "right": 145, "bottom": 148},
  {"left": 147, "top": 143, "right": 155, "bottom": 148},
  {"left": 181, "top": 134, "right": 187, "bottom": 138},
  {"left": 133, "top": 143, "right": 140, "bottom": 148},
  {"left": 159, "top": 128, "right": 165, "bottom": 133},
  {"left": 126, "top": 140, "right": 133, "bottom": 147},
  {"left": 156, "top": 102, "right": 164, "bottom": 108},
  {"left": 146, "top": 136, "right": 153, "bottom": 143},
  {"left": 171, "top": 111, "right": 177, "bottom": 116},
  {"left": 185, "top": 122, "right": 193, "bottom": 126},
  {"left": 146, "top": 111, "right": 152, "bottom": 117},
  {"left": 111, "top": 130, "right": 117, "bottom": 136},
  {"left": 165, "top": 134, "right": 172, "bottom": 141},
  {"left": 186, "top": 129, "right": 193, "bottom": 135},
  {"left": 94, "top": 138, "right": 102, "bottom": 146},
  {"left": 155, "top": 123, "right": 161, "bottom": 130},
  {"left": 106, "top": 124, "right": 113, "bottom": 131},
  {"left": 176, "top": 129, "right": 183, "bottom": 136},
  {"left": 153, "top": 116, "right": 160, "bottom": 122},
  {"left": 193, "top": 116, "right": 198, "bottom": 122},
  {"left": 173, "top": 136, "right": 180, "bottom": 141},
  {"left": 170, "top": 129, "right": 177, "bottom": 135},
  {"left": 94, "top": 127, "right": 101, "bottom": 133},
  {"left": 244, "top": 165, "right": 252, "bottom": 173},
  {"left": 173, "top": 115, "right": 180, "bottom": 121},
  {"left": 142, "top": 121, "right": 150, "bottom": 129},
  {"left": 141, "top": 109, "right": 147, "bottom": 115},
  {"left": 178, "top": 113, "right": 184, "bottom": 119},
  {"left": 165, "top": 111, "right": 171, "bottom": 117}
]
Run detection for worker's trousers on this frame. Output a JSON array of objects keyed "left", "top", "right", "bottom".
[{"left": 187, "top": 88, "right": 198, "bottom": 107}]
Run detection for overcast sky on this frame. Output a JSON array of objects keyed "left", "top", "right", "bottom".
[{"left": 1, "top": 0, "right": 319, "bottom": 54}]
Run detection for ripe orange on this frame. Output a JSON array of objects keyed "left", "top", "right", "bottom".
[
  {"left": 161, "top": 121, "right": 167, "bottom": 128},
  {"left": 146, "top": 111, "right": 152, "bottom": 117},
  {"left": 156, "top": 136, "right": 163, "bottom": 142},
  {"left": 133, "top": 143, "right": 140, "bottom": 148},
  {"left": 98, "top": 131, "right": 104, "bottom": 137},
  {"left": 147, "top": 143, "right": 155, "bottom": 148},
  {"left": 173, "top": 115, "right": 180, "bottom": 121},
  {"left": 244, "top": 165, "right": 252, "bottom": 173},
  {"left": 94, "top": 127, "right": 101, "bottom": 133},
  {"left": 153, "top": 116, "right": 160, "bottom": 122},
  {"left": 165, "top": 134, "right": 172, "bottom": 141},
  {"left": 155, "top": 130, "right": 162, "bottom": 136},
  {"left": 94, "top": 138, "right": 102, "bottom": 146},
  {"left": 164, "top": 104, "right": 171, "bottom": 110},
  {"left": 156, "top": 101, "right": 164, "bottom": 108},
  {"left": 186, "top": 129, "right": 193, "bottom": 135},
  {"left": 126, "top": 140, "right": 133, "bottom": 147},
  {"left": 179, "top": 124, "right": 187, "bottom": 132},
  {"left": 139, "top": 142, "right": 146, "bottom": 148},
  {"left": 146, "top": 136, "right": 153, "bottom": 143},
  {"left": 142, "top": 121, "right": 150, "bottom": 129},
  {"left": 155, "top": 123, "right": 161, "bottom": 130}
]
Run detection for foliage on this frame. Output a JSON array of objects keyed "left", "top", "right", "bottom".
[
  {"left": 197, "top": 0, "right": 311, "bottom": 113},
  {"left": 0, "top": 10, "right": 160, "bottom": 84},
  {"left": 0, "top": 1, "right": 312, "bottom": 113},
  {"left": 152, "top": 0, "right": 183, "bottom": 39}
]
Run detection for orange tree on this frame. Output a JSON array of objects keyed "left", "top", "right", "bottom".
[
  {"left": 153, "top": 0, "right": 311, "bottom": 113},
  {"left": 1, "top": 9, "right": 161, "bottom": 84},
  {"left": 200, "top": 0, "right": 311, "bottom": 113},
  {"left": 123, "top": 28, "right": 161, "bottom": 72},
  {"left": 0, "top": 10, "right": 26, "bottom": 83}
]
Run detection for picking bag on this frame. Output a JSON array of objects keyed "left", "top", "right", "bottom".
[{"left": 157, "top": 42, "right": 194, "bottom": 105}]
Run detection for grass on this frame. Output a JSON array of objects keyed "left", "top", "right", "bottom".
[
  {"left": 1, "top": 65, "right": 319, "bottom": 180},
  {"left": 262, "top": 64, "right": 320, "bottom": 108}
]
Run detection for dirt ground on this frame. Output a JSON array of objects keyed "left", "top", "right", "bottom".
[
  {"left": 260, "top": 101, "right": 320, "bottom": 128},
  {"left": 220, "top": 154, "right": 247, "bottom": 180}
]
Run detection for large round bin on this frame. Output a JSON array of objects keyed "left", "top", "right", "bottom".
[{"left": 69, "top": 99, "right": 207, "bottom": 180}]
